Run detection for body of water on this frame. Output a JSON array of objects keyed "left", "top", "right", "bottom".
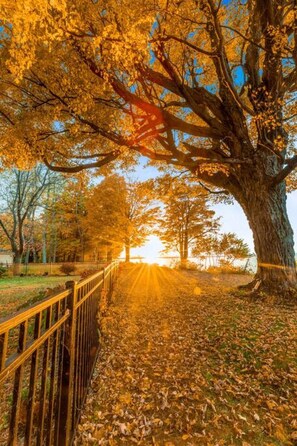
[{"left": 120, "top": 255, "right": 258, "bottom": 273}]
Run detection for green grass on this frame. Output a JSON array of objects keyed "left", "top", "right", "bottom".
[
  {"left": 0, "top": 275, "right": 77, "bottom": 289},
  {"left": 0, "top": 275, "right": 80, "bottom": 318}
]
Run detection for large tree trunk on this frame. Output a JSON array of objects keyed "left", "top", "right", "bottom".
[{"left": 239, "top": 181, "right": 296, "bottom": 292}]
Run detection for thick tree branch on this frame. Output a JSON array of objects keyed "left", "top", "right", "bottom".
[
  {"left": 42, "top": 151, "right": 120, "bottom": 173},
  {"left": 198, "top": 181, "right": 229, "bottom": 195},
  {"left": 204, "top": 0, "right": 255, "bottom": 117},
  {"left": 0, "top": 217, "right": 13, "bottom": 242},
  {"left": 221, "top": 25, "right": 267, "bottom": 53},
  {"left": 142, "top": 67, "right": 227, "bottom": 126},
  {"left": 272, "top": 155, "right": 297, "bottom": 185},
  {"left": 156, "top": 34, "right": 216, "bottom": 57},
  {"left": 0, "top": 109, "right": 14, "bottom": 126}
]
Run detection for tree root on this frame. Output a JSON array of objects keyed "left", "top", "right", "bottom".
[
  {"left": 234, "top": 279, "right": 297, "bottom": 306},
  {"left": 238, "top": 279, "right": 262, "bottom": 292}
]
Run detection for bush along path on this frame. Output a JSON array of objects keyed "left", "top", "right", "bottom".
[{"left": 75, "top": 264, "right": 297, "bottom": 446}]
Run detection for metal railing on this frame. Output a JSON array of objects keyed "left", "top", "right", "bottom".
[{"left": 0, "top": 260, "right": 119, "bottom": 445}]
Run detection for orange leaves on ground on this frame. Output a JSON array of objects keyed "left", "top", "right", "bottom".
[{"left": 75, "top": 264, "right": 297, "bottom": 445}]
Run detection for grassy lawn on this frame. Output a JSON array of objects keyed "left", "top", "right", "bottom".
[{"left": 0, "top": 275, "right": 80, "bottom": 318}]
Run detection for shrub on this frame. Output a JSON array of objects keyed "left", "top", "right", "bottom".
[
  {"left": 17, "top": 285, "right": 65, "bottom": 310},
  {"left": 80, "top": 269, "right": 96, "bottom": 279},
  {"left": 0, "top": 265, "right": 7, "bottom": 277},
  {"left": 207, "top": 260, "right": 249, "bottom": 275},
  {"left": 59, "top": 263, "right": 76, "bottom": 275},
  {"left": 177, "top": 260, "right": 200, "bottom": 271}
]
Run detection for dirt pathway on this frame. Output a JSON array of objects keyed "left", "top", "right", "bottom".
[{"left": 75, "top": 264, "right": 297, "bottom": 446}]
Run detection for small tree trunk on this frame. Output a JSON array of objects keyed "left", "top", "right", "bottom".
[
  {"left": 107, "top": 246, "right": 113, "bottom": 262},
  {"left": 183, "top": 232, "right": 189, "bottom": 261},
  {"left": 13, "top": 252, "right": 22, "bottom": 276},
  {"left": 24, "top": 248, "right": 30, "bottom": 265},
  {"left": 125, "top": 241, "right": 131, "bottom": 262},
  {"left": 240, "top": 182, "right": 296, "bottom": 292},
  {"left": 32, "top": 247, "right": 37, "bottom": 263},
  {"left": 179, "top": 240, "right": 184, "bottom": 262},
  {"left": 180, "top": 245, "right": 187, "bottom": 267},
  {"left": 81, "top": 238, "right": 85, "bottom": 262},
  {"left": 52, "top": 230, "right": 57, "bottom": 263},
  {"left": 42, "top": 230, "right": 47, "bottom": 264}
]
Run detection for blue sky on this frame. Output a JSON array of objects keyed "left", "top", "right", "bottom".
[{"left": 212, "top": 192, "right": 297, "bottom": 253}]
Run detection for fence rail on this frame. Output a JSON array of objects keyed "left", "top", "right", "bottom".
[
  {"left": 0, "top": 262, "right": 109, "bottom": 276},
  {"left": 0, "top": 260, "right": 119, "bottom": 446}
]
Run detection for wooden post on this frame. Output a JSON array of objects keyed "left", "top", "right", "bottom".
[
  {"left": 58, "top": 281, "right": 78, "bottom": 446},
  {"left": 109, "top": 266, "right": 112, "bottom": 295},
  {"left": 102, "top": 268, "right": 105, "bottom": 294}
]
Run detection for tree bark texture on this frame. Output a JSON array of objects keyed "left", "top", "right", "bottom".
[
  {"left": 236, "top": 180, "right": 296, "bottom": 291},
  {"left": 13, "top": 252, "right": 22, "bottom": 276}
]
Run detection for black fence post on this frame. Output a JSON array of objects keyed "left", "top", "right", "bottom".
[{"left": 58, "top": 280, "right": 78, "bottom": 446}]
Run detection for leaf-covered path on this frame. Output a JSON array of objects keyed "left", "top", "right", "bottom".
[{"left": 75, "top": 264, "right": 297, "bottom": 446}]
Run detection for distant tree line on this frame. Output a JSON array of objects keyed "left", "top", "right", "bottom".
[
  {"left": 156, "top": 175, "right": 250, "bottom": 265},
  {"left": 0, "top": 166, "right": 250, "bottom": 274},
  {"left": 0, "top": 168, "right": 159, "bottom": 272}
]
